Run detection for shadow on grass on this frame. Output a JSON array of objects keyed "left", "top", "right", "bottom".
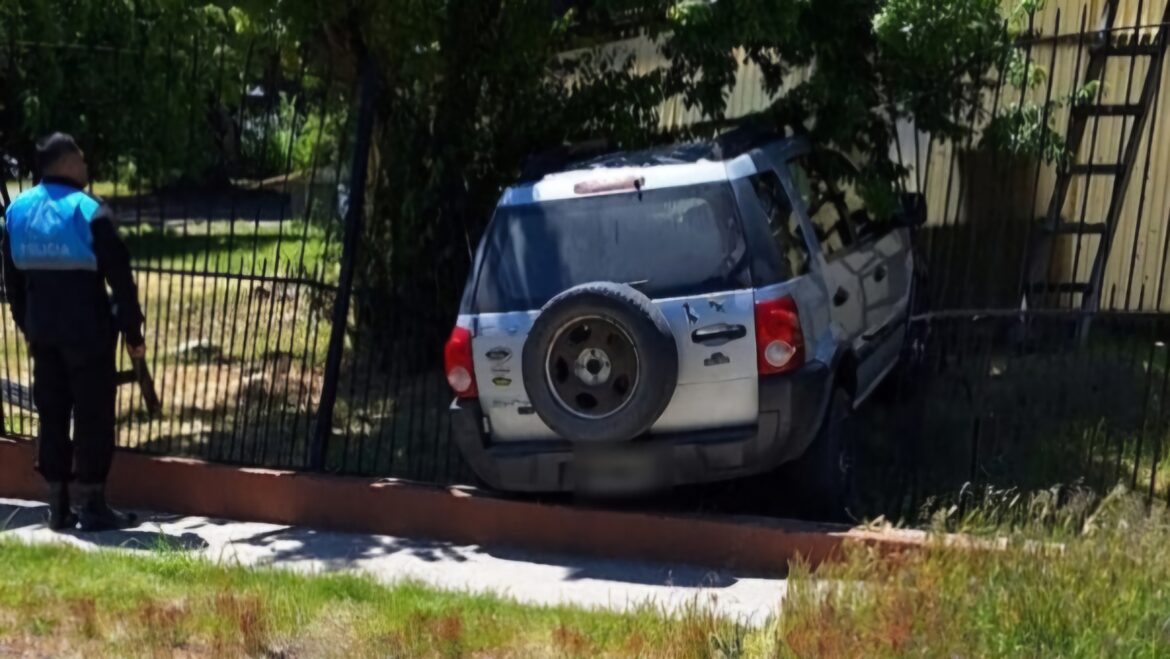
[
  {"left": 849, "top": 314, "right": 1170, "bottom": 524},
  {"left": 125, "top": 232, "right": 288, "bottom": 268},
  {"left": 120, "top": 359, "right": 471, "bottom": 486},
  {"left": 109, "top": 188, "right": 293, "bottom": 225}
]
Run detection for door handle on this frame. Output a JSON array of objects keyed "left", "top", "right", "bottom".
[
  {"left": 691, "top": 323, "right": 747, "bottom": 345},
  {"left": 874, "top": 266, "right": 887, "bottom": 283},
  {"left": 833, "top": 287, "right": 850, "bottom": 307}
]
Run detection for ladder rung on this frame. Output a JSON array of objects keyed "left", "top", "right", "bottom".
[
  {"left": 1100, "top": 43, "right": 1164, "bottom": 57},
  {"left": 1072, "top": 103, "right": 1143, "bottom": 117},
  {"left": 1069, "top": 163, "right": 1123, "bottom": 175},
  {"left": 1030, "top": 282, "right": 1093, "bottom": 295},
  {"left": 1047, "top": 222, "right": 1108, "bottom": 235}
]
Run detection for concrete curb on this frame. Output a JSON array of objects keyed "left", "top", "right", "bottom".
[{"left": 0, "top": 439, "right": 931, "bottom": 573}]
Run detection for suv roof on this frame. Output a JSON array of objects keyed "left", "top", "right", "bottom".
[{"left": 504, "top": 131, "right": 810, "bottom": 207}]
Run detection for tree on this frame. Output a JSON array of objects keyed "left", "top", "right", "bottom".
[
  {"left": 658, "top": 0, "right": 1018, "bottom": 215},
  {"left": 0, "top": 0, "right": 340, "bottom": 188}
]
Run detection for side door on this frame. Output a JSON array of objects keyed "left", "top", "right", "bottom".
[
  {"left": 821, "top": 162, "right": 913, "bottom": 400},
  {"left": 851, "top": 220, "right": 914, "bottom": 401},
  {"left": 780, "top": 158, "right": 871, "bottom": 377}
]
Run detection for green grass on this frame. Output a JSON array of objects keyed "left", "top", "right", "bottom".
[
  {"left": 849, "top": 331, "right": 1170, "bottom": 524},
  {"left": 778, "top": 488, "right": 1170, "bottom": 658},
  {"left": 0, "top": 540, "right": 755, "bottom": 658}
]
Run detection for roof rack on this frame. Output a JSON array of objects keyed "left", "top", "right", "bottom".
[{"left": 518, "top": 123, "right": 798, "bottom": 182}]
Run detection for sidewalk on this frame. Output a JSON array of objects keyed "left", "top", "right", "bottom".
[{"left": 0, "top": 498, "right": 786, "bottom": 627}]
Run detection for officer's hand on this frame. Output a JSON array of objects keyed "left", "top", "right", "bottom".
[{"left": 126, "top": 341, "right": 147, "bottom": 359}]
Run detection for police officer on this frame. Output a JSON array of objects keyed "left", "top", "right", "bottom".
[{"left": 1, "top": 133, "right": 146, "bottom": 531}]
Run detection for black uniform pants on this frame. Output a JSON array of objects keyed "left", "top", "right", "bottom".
[{"left": 31, "top": 340, "right": 117, "bottom": 485}]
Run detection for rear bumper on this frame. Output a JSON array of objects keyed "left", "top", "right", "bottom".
[{"left": 450, "top": 363, "right": 833, "bottom": 493}]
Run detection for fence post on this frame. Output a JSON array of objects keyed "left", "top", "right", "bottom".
[
  {"left": 309, "top": 56, "right": 379, "bottom": 471},
  {"left": 0, "top": 160, "right": 10, "bottom": 435},
  {"left": 0, "top": 159, "right": 10, "bottom": 209}
]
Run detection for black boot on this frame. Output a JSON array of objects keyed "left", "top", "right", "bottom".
[
  {"left": 76, "top": 483, "right": 137, "bottom": 532},
  {"left": 46, "top": 482, "right": 78, "bottom": 531}
]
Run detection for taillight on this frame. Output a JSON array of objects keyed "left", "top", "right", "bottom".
[
  {"left": 444, "top": 326, "right": 478, "bottom": 398},
  {"left": 755, "top": 296, "right": 805, "bottom": 375}
]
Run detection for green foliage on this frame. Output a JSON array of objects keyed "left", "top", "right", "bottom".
[
  {"left": 350, "top": 0, "right": 669, "bottom": 319},
  {"left": 981, "top": 102, "right": 1066, "bottom": 164},
  {"left": 654, "top": 0, "right": 1015, "bottom": 216},
  {"left": 0, "top": 0, "right": 346, "bottom": 189},
  {"left": 976, "top": 0, "right": 1079, "bottom": 164},
  {"left": 874, "top": 0, "right": 1011, "bottom": 138},
  {"left": 1005, "top": 48, "right": 1048, "bottom": 90},
  {"left": 1074, "top": 80, "right": 1102, "bottom": 106},
  {"left": 0, "top": 0, "right": 1057, "bottom": 315},
  {"left": 240, "top": 96, "right": 346, "bottom": 180},
  {"left": 1, "top": 1, "right": 230, "bottom": 184}
]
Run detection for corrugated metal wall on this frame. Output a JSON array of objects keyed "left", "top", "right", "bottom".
[
  {"left": 885, "top": 0, "right": 1170, "bottom": 311},
  {"left": 564, "top": 34, "right": 800, "bottom": 133}
]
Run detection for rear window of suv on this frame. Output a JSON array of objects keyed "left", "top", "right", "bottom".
[{"left": 473, "top": 182, "right": 750, "bottom": 313}]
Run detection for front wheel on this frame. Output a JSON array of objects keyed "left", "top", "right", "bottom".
[{"left": 781, "top": 387, "right": 857, "bottom": 522}]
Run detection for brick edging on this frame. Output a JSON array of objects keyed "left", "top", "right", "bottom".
[{"left": 0, "top": 439, "right": 928, "bottom": 573}]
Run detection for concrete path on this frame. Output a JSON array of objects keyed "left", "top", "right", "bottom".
[{"left": 0, "top": 498, "right": 786, "bottom": 627}]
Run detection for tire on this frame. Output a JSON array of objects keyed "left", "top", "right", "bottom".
[
  {"left": 781, "top": 387, "right": 857, "bottom": 522},
  {"left": 522, "top": 282, "right": 678, "bottom": 443}
]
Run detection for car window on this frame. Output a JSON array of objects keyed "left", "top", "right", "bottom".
[
  {"left": 474, "top": 183, "right": 751, "bottom": 313},
  {"left": 787, "top": 159, "right": 859, "bottom": 258},
  {"left": 748, "top": 172, "right": 810, "bottom": 279}
]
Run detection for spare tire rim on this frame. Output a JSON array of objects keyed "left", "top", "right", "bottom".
[{"left": 545, "top": 315, "right": 640, "bottom": 420}]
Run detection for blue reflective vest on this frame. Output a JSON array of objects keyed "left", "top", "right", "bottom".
[{"left": 4, "top": 182, "right": 99, "bottom": 271}]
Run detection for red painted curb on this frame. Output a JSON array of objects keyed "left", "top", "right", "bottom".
[{"left": 0, "top": 439, "right": 924, "bottom": 573}]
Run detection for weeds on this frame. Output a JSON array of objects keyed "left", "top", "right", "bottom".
[{"left": 778, "top": 488, "right": 1170, "bottom": 658}]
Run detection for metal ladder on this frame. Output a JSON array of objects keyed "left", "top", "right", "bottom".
[{"left": 1025, "top": 0, "right": 1170, "bottom": 310}]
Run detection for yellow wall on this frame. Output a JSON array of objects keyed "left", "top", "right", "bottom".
[{"left": 915, "top": 0, "right": 1169, "bottom": 310}]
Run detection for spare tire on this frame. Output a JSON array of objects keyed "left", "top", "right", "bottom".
[{"left": 522, "top": 282, "right": 678, "bottom": 443}]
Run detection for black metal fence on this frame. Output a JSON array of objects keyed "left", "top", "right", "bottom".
[
  {"left": 899, "top": 3, "right": 1170, "bottom": 314},
  {"left": 0, "top": 33, "right": 465, "bottom": 485},
  {"left": 853, "top": 310, "right": 1170, "bottom": 520},
  {"left": 2, "top": 18, "right": 1170, "bottom": 524}
]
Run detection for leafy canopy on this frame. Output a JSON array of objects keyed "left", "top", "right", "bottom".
[{"left": 0, "top": 0, "right": 1038, "bottom": 312}]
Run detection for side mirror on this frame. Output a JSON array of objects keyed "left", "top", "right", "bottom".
[{"left": 897, "top": 193, "right": 927, "bottom": 228}]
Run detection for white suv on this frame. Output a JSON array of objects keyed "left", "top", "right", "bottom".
[{"left": 445, "top": 133, "right": 922, "bottom": 517}]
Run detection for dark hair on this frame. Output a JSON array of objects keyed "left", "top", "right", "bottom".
[{"left": 35, "top": 132, "right": 82, "bottom": 172}]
